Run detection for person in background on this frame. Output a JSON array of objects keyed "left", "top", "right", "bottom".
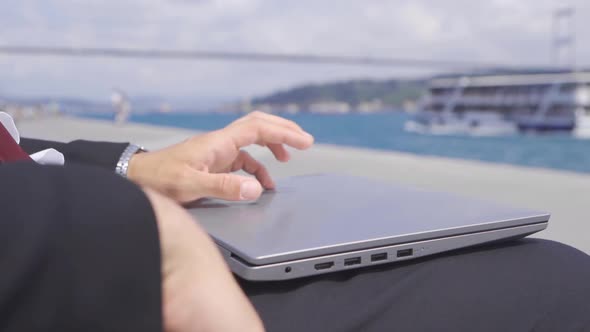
[{"left": 1, "top": 111, "right": 589, "bottom": 332}]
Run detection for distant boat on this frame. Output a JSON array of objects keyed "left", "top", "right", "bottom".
[
  {"left": 574, "top": 108, "right": 590, "bottom": 138},
  {"left": 406, "top": 70, "right": 590, "bottom": 137},
  {"left": 405, "top": 111, "right": 517, "bottom": 136}
]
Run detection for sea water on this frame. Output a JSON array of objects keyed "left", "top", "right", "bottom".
[{"left": 78, "top": 112, "right": 590, "bottom": 174}]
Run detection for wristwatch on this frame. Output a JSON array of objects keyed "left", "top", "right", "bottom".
[{"left": 115, "top": 144, "right": 146, "bottom": 178}]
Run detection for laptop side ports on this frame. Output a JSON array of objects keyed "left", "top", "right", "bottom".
[
  {"left": 344, "top": 257, "right": 362, "bottom": 266},
  {"left": 396, "top": 248, "right": 413, "bottom": 258},
  {"left": 371, "top": 252, "right": 388, "bottom": 262}
]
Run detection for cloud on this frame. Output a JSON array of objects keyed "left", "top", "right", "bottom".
[{"left": 0, "top": 0, "right": 588, "bottom": 100}]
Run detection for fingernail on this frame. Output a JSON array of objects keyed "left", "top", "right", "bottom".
[{"left": 240, "top": 181, "right": 262, "bottom": 200}]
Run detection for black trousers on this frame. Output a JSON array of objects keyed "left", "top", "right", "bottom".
[
  {"left": 242, "top": 239, "right": 590, "bottom": 332},
  {"left": 2, "top": 162, "right": 589, "bottom": 331}
]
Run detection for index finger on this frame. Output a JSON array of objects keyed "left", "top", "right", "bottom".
[
  {"left": 226, "top": 120, "right": 314, "bottom": 150},
  {"left": 235, "top": 111, "right": 307, "bottom": 134}
]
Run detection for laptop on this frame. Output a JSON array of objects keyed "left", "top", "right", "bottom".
[{"left": 188, "top": 174, "right": 549, "bottom": 281}]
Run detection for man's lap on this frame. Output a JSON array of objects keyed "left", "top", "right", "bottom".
[{"left": 240, "top": 239, "right": 590, "bottom": 332}]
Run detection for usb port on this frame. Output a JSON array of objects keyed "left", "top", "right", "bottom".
[
  {"left": 397, "top": 248, "right": 413, "bottom": 258},
  {"left": 314, "top": 262, "right": 335, "bottom": 270},
  {"left": 371, "top": 253, "right": 388, "bottom": 262},
  {"left": 344, "top": 257, "right": 361, "bottom": 266}
]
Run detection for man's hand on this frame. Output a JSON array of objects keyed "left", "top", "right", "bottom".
[
  {"left": 144, "top": 188, "right": 265, "bottom": 332},
  {"left": 128, "top": 111, "right": 314, "bottom": 203}
]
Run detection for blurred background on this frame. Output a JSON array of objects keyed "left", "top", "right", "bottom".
[
  {"left": 4, "top": 0, "right": 590, "bottom": 253},
  {"left": 1, "top": 0, "right": 589, "bottom": 173}
]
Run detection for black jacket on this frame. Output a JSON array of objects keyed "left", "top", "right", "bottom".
[
  {"left": 20, "top": 138, "right": 130, "bottom": 170},
  {"left": 0, "top": 138, "right": 163, "bottom": 331}
]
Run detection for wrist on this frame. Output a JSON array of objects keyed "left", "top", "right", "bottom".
[
  {"left": 127, "top": 149, "right": 149, "bottom": 184},
  {"left": 116, "top": 144, "right": 146, "bottom": 178}
]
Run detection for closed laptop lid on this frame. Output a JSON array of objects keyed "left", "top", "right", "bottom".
[{"left": 189, "top": 174, "right": 549, "bottom": 265}]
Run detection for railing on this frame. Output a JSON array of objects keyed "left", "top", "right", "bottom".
[{"left": 427, "top": 90, "right": 590, "bottom": 108}]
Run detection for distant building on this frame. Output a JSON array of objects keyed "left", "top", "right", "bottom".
[
  {"left": 159, "top": 103, "right": 172, "bottom": 113},
  {"left": 284, "top": 103, "right": 300, "bottom": 114},
  {"left": 254, "top": 103, "right": 273, "bottom": 114},
  {"left": 356, "top": 99, "right": 384, "bottom": 113},
  {"left": 406, "top": 69, "right": 590, "bottom": 137},
  {"left": 308, "top": 101, "right": 351, "bottom": 114},
  {"left": 1, "top": 102, "right": 61, "bottom": 123}
]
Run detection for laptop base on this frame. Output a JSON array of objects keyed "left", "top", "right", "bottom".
[{"left": 219, "top": 222, "right": 546, "bottom": 281}]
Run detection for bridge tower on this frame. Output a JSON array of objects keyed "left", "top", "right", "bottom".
[{"left": 552, "top": 6, "right": 576, "bottom": 69}]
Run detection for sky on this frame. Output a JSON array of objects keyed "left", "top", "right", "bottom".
[{"left": 0, "top": 0, "right": 588, "bottom": 102}]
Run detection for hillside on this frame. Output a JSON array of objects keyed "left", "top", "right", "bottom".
[{"left": 252, "top": 79, "right": 426, "bottom": 112}]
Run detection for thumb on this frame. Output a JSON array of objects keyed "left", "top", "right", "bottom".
[{"left": 194, "top": 172, "right": 264, "bottom": 201}]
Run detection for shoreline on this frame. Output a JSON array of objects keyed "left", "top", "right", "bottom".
[{"left": 70, "top": 111, "right": 590, "bottom": 175}]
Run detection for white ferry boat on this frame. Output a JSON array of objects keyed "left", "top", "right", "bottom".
[{"left": 405, "top": 70, "right": 590, "bottom": 138}]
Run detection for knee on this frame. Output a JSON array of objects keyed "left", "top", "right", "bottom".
[{"left": 512, "top": 238, "right": 590, "bottom": 268}]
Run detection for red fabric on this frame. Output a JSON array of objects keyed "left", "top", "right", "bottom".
[{"left": 0, "top": 123, "right": 32, "bottom": 162}]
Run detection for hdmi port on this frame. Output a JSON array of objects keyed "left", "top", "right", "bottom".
[{"left": 314, "top": 262, "right": 335, "bottom": 270}]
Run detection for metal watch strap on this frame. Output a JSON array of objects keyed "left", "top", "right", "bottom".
[{"left": 115, "top": 144, "right": 145, "bottom": 177}]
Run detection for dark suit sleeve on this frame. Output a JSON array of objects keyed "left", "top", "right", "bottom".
[
  {"left": 20, "top": 138, "right": 130, "bottom": 170},
  {"left": 0, "top": 163, "right": 163, "bottom": 332}
]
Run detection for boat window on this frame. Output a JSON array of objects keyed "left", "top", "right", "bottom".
[{"left": 560, "top": 84, "right": 576, "bottom": 93}]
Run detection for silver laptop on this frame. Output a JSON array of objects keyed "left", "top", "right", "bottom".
[{"left": 189, "top": 174, "right": 549, "bottom": 281}]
